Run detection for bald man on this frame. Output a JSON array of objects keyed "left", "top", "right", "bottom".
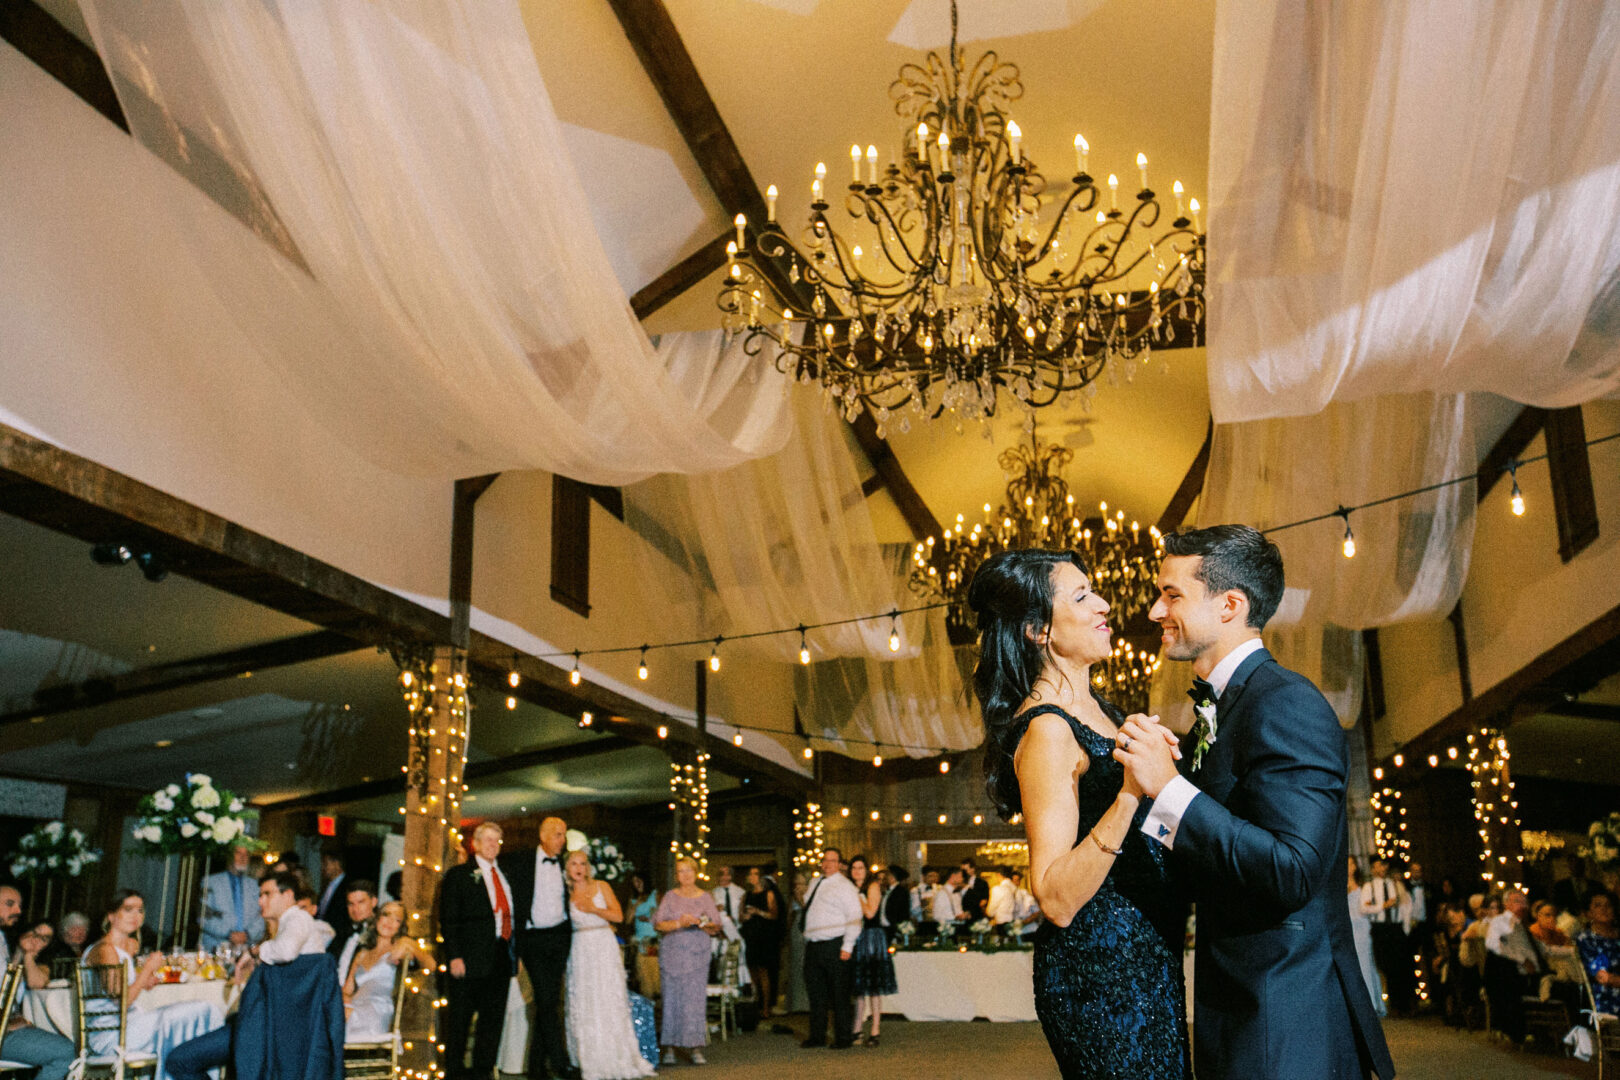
[{"left": 504, "top": 817, "right": 577, "bottom": 1080}]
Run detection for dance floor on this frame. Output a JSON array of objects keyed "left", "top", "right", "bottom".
[{"left": 518, "top": 1015, "right": 1597, "bottom": 1079}]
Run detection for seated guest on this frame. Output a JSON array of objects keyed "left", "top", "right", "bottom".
[
  {"left": 343, "top": 901, "right": 430, "bottom": 1039},
  {"left": 1577, "top": 891, "right": 1620, "bottom": 1018},
  {"left": 291, "top": 883, "right": 337, "bottom": 951},
  {"left": 0, "top": 885, "right": 75, "bottom": 1080},
  {"left": 166, "top": 872, "right": 341, "bottom": 1080},
  {"left": 1530, "top": 900, "right": 1571, "bottom": 948},
  {"left": 200, "top": 843, "right": 267, "bottom": 950},
  {"left": 1484, "top": 889, "right": 1542, "bottom": 1041},
  {"left": 38, "top": 912, "right": 92, "bottom": 968},
  {"left": 331, "top": 880, "right": 379, "bottom": 982},
  {"left": 271, "top": 852, "right": 309, "bottom": 892},
  {"left": 83, "top": 891, "right": 222, "bottom": 1065}
]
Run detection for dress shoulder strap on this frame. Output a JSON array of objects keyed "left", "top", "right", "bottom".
[{"left": 1011, "top": 703, "right": 1113, "bottom": 755}]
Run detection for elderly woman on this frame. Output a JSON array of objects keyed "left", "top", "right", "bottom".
[{"left": 653, "top": 857, "right": 721, "bottom": 1066}]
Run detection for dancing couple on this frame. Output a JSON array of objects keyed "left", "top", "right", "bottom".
[{"left": 972, "top": 525, "right": 1397, "bottom": 1080}]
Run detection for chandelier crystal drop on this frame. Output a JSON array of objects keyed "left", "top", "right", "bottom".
[
  {"left": 908, "top": 434, "right": 1165, "bottom": 638},
  {"left": 719, "top": 0, "right": 1205, "bottom": 425}
]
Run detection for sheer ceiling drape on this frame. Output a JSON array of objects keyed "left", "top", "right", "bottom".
[
  {"left": 77, "top": 0, "right": 793, "bottom": 483},
  {"left": 1208, "top": 0, "right": 1620, "bottom": 423}
]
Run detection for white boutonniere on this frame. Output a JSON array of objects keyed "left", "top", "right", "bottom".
[
  {"left": 471, "top": 867, "right": 484, "bottom": 884},
  {"left": 1191, "top": 699, "right": 1219, "bottom": 772}
]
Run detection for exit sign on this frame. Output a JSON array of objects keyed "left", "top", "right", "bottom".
[{"left": 317, "top": 815, "right": 337, "bottom": 837}]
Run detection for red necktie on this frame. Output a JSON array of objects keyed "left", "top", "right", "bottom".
[{"left": 490, "top": 868, "right": 512, "bottom": 940}]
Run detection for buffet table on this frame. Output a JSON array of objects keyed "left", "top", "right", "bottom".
[{"left": 889, "top": 950, "right": 1037, "bottom": 1022}]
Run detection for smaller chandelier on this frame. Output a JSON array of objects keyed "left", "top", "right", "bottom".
[
  {"left": 1094, "top": 639, "right": 1160, "bottom": 715},
  {"left": 909, "top": 435, "right": 1164, "bottom": 639},
  {"left": 719, "top": 1, "right": 1204, "bottom": 428}
]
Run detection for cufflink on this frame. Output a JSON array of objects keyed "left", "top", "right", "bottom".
[{"left": 1157, "top": 824, "right": 1171, "bottom": 838}]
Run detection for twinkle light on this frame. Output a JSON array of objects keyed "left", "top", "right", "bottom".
[
  {"left": 505, "top": 696, "right": 516, "bottom": 710},
  {"left": 580, "top": 712, "right": 594, "bottom": 728},
  {"left": 802, "top": 745, "right": 814, "bottom": 760},
  {"left": 939, "top": 760, "right": 951, "bottom": 774},
  {"left": 840, "top": 807, "right": 850, "bottom": 817},
  {"left": 938, "top": 814, "right": 948, "bottom": 825},
  {"left": 733, "top": 732, "right": 744, "bottom": 747},
  {"left": 507, "top": 668, "right": 520, "bottom": 689},
  {"left": 872, "top": 752, "right": 884, "bottom": 767},
  {"left": 903, "top": 813, "right": 912, "bottom": 823}
]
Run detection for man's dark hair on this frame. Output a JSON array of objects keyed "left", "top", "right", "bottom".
[
  {"left": 1163, "top": 524, "right": 1285, "bottom": 630},
  {"left": 275, "top": 852, "right": 302, "bottom": 871},
  {"left": 385, "top": 872, "right": 403, "bottom": 900},
  {"left": 346, "top": 879, "right": 378, "bottom": 900},
  {"left": 321, "top": 849, "right": 344, "bottom": 866},
  {"left": 889, "top": 866, "right": 910, "bottom": 883},
  {"left": 960, "top": 858, "right": 976, "bottom": 872},
  {"left": 822, "top": 846, "right": 843, "bottom": 862},
  {"left": 265, "top": 871, "right": 300, "bottom": 896}
]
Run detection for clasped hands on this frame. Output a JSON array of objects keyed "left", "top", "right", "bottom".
[{"left": 1110, "top": 713, "right": 1182, "bottom": 799}]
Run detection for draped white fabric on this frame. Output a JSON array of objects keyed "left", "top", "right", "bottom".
[
  {"left": 1208, "top": 0, "right": 1620, "bottom": 422},
  {"left": 624, "top": 373, "right": 981, "bottom": 756},
  {"left": 77, "top": 0, "right": 792, "bottom": 483}
]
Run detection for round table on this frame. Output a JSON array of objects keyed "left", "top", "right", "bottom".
[{"left": 21, "top": 977, "right": 239, "bottom": 1038}]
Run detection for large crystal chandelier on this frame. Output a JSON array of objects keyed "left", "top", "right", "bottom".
[
  {"left": 908, "top": 434, "right": 1165, "bottom": 639},
  {"left": 719, "top": 0, "right": 1205, "bottom": 427}
]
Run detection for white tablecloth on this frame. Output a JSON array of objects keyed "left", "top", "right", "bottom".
[
  {"left": 21, "top": 978, "right": 238, "bottom": 1037},
  {"left": 889, "top": 950, "right": 1037, "bottom": 1022}
]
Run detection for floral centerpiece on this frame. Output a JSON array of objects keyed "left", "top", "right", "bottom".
[
  {"left": 586, "top": 835, "right": 635, "bottom": 883},
  {"left": 7, "top": 821, "right": 101, "bottom": 881},
  {"left": 1580, "top": 812, "right": 1620, "bottom": 870},
  {"left": 131, "top": 774, "right": 256, "bottom": 856}
]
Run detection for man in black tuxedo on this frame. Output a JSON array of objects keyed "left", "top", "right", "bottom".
[
  {"left": 1116, "top": 525, "right": 1395, "bottom": 1080},
  {"left": 957, "top": 859, "right": 989, "bottom": 922},
  {"left": 502, "top": 816, "right": 575, "bottom": 1080},
  {"left": 881, "top": 867, "right": 912, "bottom": 939},
  {"left": 440, "top": 822, "right": 515, "bottom": 1080}
]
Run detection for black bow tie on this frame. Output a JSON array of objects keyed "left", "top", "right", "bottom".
[
  {"left": 1188, "top": 677, "right": 1215, "bottom": 704},
  {"left": 542, "top": 856, "right": 560, "bottom": 865}
]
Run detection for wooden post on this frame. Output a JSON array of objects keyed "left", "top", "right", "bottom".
[{"left": 398, "top": 645, "right": 467, "bottom": 1080}]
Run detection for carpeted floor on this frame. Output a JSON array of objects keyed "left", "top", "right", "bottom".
[{"left": 534, "top": 1014, "right": 1597, "bottom": 1079}]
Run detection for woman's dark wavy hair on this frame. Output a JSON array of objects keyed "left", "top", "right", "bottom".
[{"left": 969, "top": 548, "right": 1099, "bottom": 821}]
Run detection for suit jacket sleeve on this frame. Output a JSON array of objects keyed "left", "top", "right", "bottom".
[
  {"left": 1175, "top": 678, "right": 1346, "bottom": 913},
  {"left": 439, "top": 869, "right": 471, "bottom": 964}
]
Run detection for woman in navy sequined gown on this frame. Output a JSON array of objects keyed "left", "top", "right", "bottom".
[{"left": 968, "top": 548, "right": 1190, "bottom": 1080}]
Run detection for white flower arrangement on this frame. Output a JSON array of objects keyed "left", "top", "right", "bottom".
[
  {"left": 1579, "top": 812, "right": 1620, "bottom": 869},
  {"left": 131, "top": 773, "right": 258, "bottom": 856},
  {"left": 969, "top": 917, "right": 993, "bottom": 935},
  {"left": 584, "top": 834, "right": 635, "bottom": 883},
  {"left": 7, "top": 820, "right": 102, "bottom": 881}
]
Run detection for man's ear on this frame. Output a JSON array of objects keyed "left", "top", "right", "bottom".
[{"left": 1220, "top": 589, "right": 1249, "bottom": 625}]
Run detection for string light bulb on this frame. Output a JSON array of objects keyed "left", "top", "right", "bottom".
[
  {"left": 570, "top": 651, "right": 581, "bottom": 686},
  {"left": 799, "top": 626, "right": 811, "bottom": 665},
  {"left": 505, "top": 695, "right": 517, "bottom": 710},
  {"left": 733, "top": 733, "right": 743, "bottom": 747},
  {"left": 709, "top": 638, "right": 722, "bottom": 673},
  {"left": 507, "top": 667, "right": 520, "bottom": 689},
  {"left": 872, "top": 752, "right": 883, "bottom": 768},
  {"left": 939, "top": 760, "right": 951, "bottom": 774},
  {"left": 638, "top": 647, "right": 649, "bottom": 681},
  {"left": 888, "top": 610, "right": 901, "bottom": 652},
  {"left": 802, "top": 745, "right": 814, "bottom": 760},
  {"left": 1338, "top": 508, "right": 1356, "bottom": 559},
  {"left": 1509, "top": 461, "right": 1526, "bottom": 517},
  {"left": 580, "top": 711, "right": 593, "bottom": 727}
]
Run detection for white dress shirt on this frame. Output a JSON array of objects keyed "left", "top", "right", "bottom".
[
  {"left": 1012, "top": 887, "right": 1039, "bottom": 923},
  {"left": 987, "top": 879, "right": 1016, "bottom": 924},
  {"left": 258, "top": 906, "right": 333, "bottom": 964},
  {"left": 529, "top": 851, "right": 566, "bottom": 930},
  {"left": 801, "top": 873, "right": 863, "bottom": 953},
  {"left": 1486, "top": 912, "right": 1543, "bottom": 972},
  {"left": 1142, "top": 637, "right": 1267, "bottom": 849},
  {"left": 1360, "top": 877, "right": 1404, "bottom": 924},
  {"left": 910, "top": 883, "right": 935, "bottom": 922},
  {"left": 336, "top": 934, "right": 361, "bottom": 985},
  {"left": 932, "top": 886, "right": 963, "bottom": 923}
]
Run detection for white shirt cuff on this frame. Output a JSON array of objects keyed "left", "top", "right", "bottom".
[{"left": 1140, "top": 775, "right": 1201, "bottom": 849}]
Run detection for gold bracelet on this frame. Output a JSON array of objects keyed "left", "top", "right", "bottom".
[{"left": 1088, "top": 829, "right": 1124, "bottom": 857}]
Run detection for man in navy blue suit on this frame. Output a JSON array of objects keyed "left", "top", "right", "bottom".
[{"left": 1114, "top": 525, "right": 1396, "bottom": 1080}]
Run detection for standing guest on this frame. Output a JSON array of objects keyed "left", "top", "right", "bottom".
[
  {"left": 1360, "top": 858, "right": 1412, "bottom": 1013},
  {"left": 627, "top": 873, "right": 659, "bottom": 950},
  {"left": 881, "top": 867, "right": 912, "bottom": 938},
  {"left": 957, "top": 859, "right": 989, "bottom": 922},
  {"left": 1577, "top": 891, "right": 1620, "bottom": 1017},
  {"left": 1432, "top": 905, "right": 1469, "bottom": 1026},
  {"left": 271, "top": 852, "right": 309, "bottom": 893},
  {"left": 200, "top": 843, "right": 266, "bottom": 950},
  {"left": 314, "top": 850, "right": 347, "bottom": 928},
  {"left": 332, "top": 880, "right": 379, "bottom": 982},
  {"left": 1552, "top": 856, "right": 1598, "bottom": 919},
  {"left": 562, "top": 850, "right": 656, "bottom": 1079},
  {"left": 37, "top": 912, "right": 91, "bottom": 968},
  {"left": 1347, "top": 859, "right": 1384, "bottom": 1017},
  {"left": 739, "top": 866, "right": 781, "bottom": 1020},
  {"left": 910, "top": 868, "right": 939, "bottom": 931},
  {"left": 711, "top": 866, "right": 746, "bottom": 939},
  {"left": 0, "top": 885, "right": 75, "bottom": 1080},
  {"left": 932, "top": 868, "right": 965, "bottom": 924},
  {"left": 1485, "top": 889, "right": 1542, "bottom": 1042},
  {"left": 1009, "top": 870, "right": 1040, "bottom": 927},
  {"left": 798, "top": 846, "right": 862, "bottom": 1051},
  {"left": 785, "top": 873, "right": 810, "bottom": 1014},
  {"left": 1404, "top": 862, "right": 1431, "bottom": 937},
  {"left": 654, "top": 856, "right": 722, "bottom": 1066},
  {"left": 987, "top": 870, "right": 1017, "bottom": 925},
  {"left": 505, "top": 816, "right": 577, "bottom": 1080},
  {"left": 440, "top": 822, "right": 516, "bottom": 1080},
  {"left": 343, "top": 901, "right": 431, "bottom": 1039},
  {"left": 165, "top": 871, "right": 338, "bottom": 1080},
  {"left": 848, "top": 856, "right": 895, "bottom": 1047}
]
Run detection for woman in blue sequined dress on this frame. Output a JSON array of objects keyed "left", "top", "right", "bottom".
[{"left": 969, "top": 548, "right": 1190, "bottom": 1080}]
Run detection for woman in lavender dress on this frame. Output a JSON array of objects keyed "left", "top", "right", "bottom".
[{"left": 654, "top": 857, "right": 722, "bottom": 1066}]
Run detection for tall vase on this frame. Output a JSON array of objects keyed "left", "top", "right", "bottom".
[{"left": 157, "top": 854, "right": 175, "bottom": 950}]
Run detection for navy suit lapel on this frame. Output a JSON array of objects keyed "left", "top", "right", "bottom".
[{"left": 1189, "top": 647, "right": 1272, "bottom": 802}]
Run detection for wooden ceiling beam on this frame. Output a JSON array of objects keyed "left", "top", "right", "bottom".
[
  {"left": 631, "top": 232, "right": 732, "bottom": 319},
  {"left": 1156, "top": 416, "right": 1213, "bottom": 534},
  {"left": 0, "top": 0, "right": 126, "bottom": 132},
  {"left": 0, "top": 629, "right": 365, "bottom": 729}
]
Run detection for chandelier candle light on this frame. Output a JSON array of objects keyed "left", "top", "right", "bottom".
[{"left": 719, "top": 0, "right": 1204, "bottom": 426}]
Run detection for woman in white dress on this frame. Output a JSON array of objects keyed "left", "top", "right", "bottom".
[
  {"left": 82, "top": 890, "right": 223, "bottom": 1070},
  {"left": 563, "top": 850, "right": 657, "bottom": 1079},
  {"left": 1346, "top": 858, "right": 1386, "bottom": 1017},
  {"left": 343, "top": 901, "right": 432, "bottom": 1039}
]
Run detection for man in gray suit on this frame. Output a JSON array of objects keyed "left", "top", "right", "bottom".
[{"left": 200, "top": 843, "right": 267, "bottom": 949}]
